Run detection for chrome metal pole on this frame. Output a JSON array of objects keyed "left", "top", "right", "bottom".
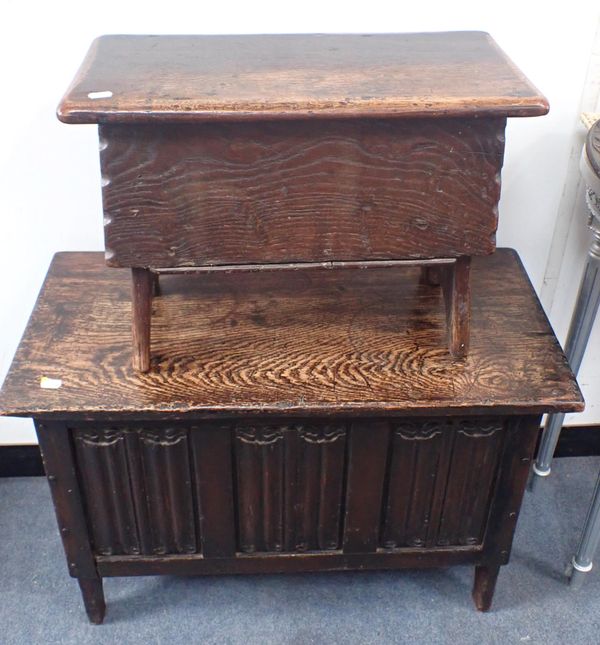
[
  {"left": 531, "top": 220, "right": 600, "bottom": 489},
  {"left": 569, "top": 469, "right": 600, "bottom": 588},
  {"left": 530, "top": 147, "right": 600, "bottom": 491}
]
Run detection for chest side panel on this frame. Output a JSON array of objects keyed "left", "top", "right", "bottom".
[{"left": 100, "top": 118, "right": 505, "bottom": 267}]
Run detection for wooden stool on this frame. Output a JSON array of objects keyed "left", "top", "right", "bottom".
[{"left": 57, "top": 32, "right": 548, "bottom": 370}]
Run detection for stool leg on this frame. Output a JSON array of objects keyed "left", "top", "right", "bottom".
[
  {"left": 78, "top": 577, "right": 106, "bottom": 624},
  {"left": 442, "top": 256, "right": 471, "bottom": 358},
  {"left": 131, "top": 268, "right": 153, "bottom": 372},
  {"left": 531, "top": 234, "right": 600, "bottom": 490},
  {"left": 472, "top": 564, "right": 500, "bottom": 611}
]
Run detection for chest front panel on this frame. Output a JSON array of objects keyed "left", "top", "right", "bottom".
[{"left": 70, "top": 416, "right": 509, "bottom": 558}]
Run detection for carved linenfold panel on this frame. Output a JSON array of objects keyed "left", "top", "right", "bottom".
[
  {"left": 72, "top": 417, "right": 505, "bottom": 559},
  {"left": 73, "top": 421, "right": 348, "bottom": 558},
  {"left": 234, "top": 423, "right": 347, "bottom": 553},
  {"left": 137, "top": 428, "right": 196, "bottom": 555},
  {"left": 73, "top": 426, "right": 197, "bottom": 556},
  {"left": 381, "top": 420, "right": 450, "bottom": 549},
  {"left": 436, "top": 419, "right": 504, "bottom": 546},
  {"left": 74, "top": 427, "right": 140, "bottom": 556},
  {"left": 288, "top": 424, "right": 347, "bottom": 551},
  {"left": 235, "top": 425, "right": 284, "bottom": 552},
  {"left": 381, "top": 418, "right": 504, "bottom": 549}
]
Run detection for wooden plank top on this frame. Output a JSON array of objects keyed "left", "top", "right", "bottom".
[
  {"left": 0, "top": 250, "right": 582, "bottom": 420},
  {"left": 57, "top": 32, "right": 549, "bottom": 124}
]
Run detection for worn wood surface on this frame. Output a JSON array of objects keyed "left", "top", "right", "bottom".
[
  {"left": 342, "top": 420, "right": 389, "bottom": 553},
  {"left": 472, "top": 564, "right": 501, "bottom": 612},
  {"left": 482, "top": 415, "right": 540, "bottom": 564},
  {"left": 131, "top": 268, "right": 153, "bottom": 371},
  {"left": 34, "top": 421, "right": 99, "bottom": 578},
  {"left": 96, "top": 547, "right": 479, "bottom": 577},
  {"left": 443, "top": 256, "right": 472, "bottom": 357},
  {"left": 100, "top": 118, "right": 504, "bottom": 267},
  {"left": 0, "top": 250, "right": 582, "bottom": 419},
  {"left": 57, "top": 33, "right": 548, "bottom": 123},
  {"left": 77, "top": 578, "right": 105, "bottom": 624},
  {"left": 190, "top": 425, "right": 237, "bottom": 557}
]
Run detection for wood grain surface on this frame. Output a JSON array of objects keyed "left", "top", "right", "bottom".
[
  {"left": 0, "top": 250, "right": 583, "bottom": 419},
  {"left": 57, "top": 33, "right": 548, "bottom": 123},
  {"left": 100, "top": 118, "right": 504, "bottom": 267}
]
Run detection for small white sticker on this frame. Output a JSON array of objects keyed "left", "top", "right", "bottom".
[
  {"left": 87, "top": 90, "right": 113, "bottom": 99},
  {"left": 40, "top": 377, "right": 62, "bottom": 390}
]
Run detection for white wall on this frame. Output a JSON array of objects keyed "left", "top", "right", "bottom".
[{"left": 1, "top": 0, "right": 599, "bottom": 443}]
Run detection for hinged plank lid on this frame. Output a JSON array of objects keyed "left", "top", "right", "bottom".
[
  {"left": 57, "top": 32, "right": 548, "bottom": 124},
  {"left": 0, "top": 250, "right": 583, "bottom": 420}
]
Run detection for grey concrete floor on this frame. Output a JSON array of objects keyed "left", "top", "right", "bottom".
[{"left": 2, "top": 457, "right": 600, "bottom": 644}]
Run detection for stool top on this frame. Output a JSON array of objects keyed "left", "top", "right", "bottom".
[
  {"left": 57, "top": 32, "right": 548, "bottom": 124},
  {"left": 0, "top": 250, "right": 582, "bottom": 420}
]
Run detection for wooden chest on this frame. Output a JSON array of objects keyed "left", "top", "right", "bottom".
[
  {"left": 0, "top": 250, "right": 582, "bottom": 623},
  {"left": 57, "top": 32, "right": 548, "bottom": 368}
]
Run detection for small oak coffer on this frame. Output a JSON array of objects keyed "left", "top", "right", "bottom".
[{"left": 0, "top": 249, "right": 582, "bottom": 623}]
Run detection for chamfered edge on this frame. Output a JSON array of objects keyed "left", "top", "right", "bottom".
[{"left": 56, "top": 32, "right": 550, "bottom": 124}]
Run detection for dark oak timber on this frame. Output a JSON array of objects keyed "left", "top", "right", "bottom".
[
  {"left": 34, "top": 422, "right": 98, "bottom": 579},
  {"left": 472, "top": 564, "right": 501, "bottom": 612},
  {"left": 78, "top": 578, "right": 106, "bottom": 625},
  {"left": 97, "top": 548, "right": 480, "bottom": 577},
  {"left": 482, "top": 416, "right": 541, "bottom": 564},
  {"left": 0, "top": 251, "right": 582, "bottom": 622},
  {"left": 57, "top": 33, "right": 548, "bottom": 123},
  {"left": 34, "top": 421, "right": 106, "bottom": 622},
  {"left": 57, "top": 32, "right": 548, "bottom": 368},
  {"left": 343, "top": 420, "right": 389, "bottom": 553},
  {"left": 98, "top": 118, "right": 504, "bottom": 267},
  {"left": 0, "top": 251, "right": 582, "bottom": 418},
  {"left": 443, "top": 257, "right": 472, "bottom": 357},
  {"left": 131, "top": 268, "right": 153, "bottom": 372},
  {"left": 190, "top": 425, "right": 237, "bottom": 557}
]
